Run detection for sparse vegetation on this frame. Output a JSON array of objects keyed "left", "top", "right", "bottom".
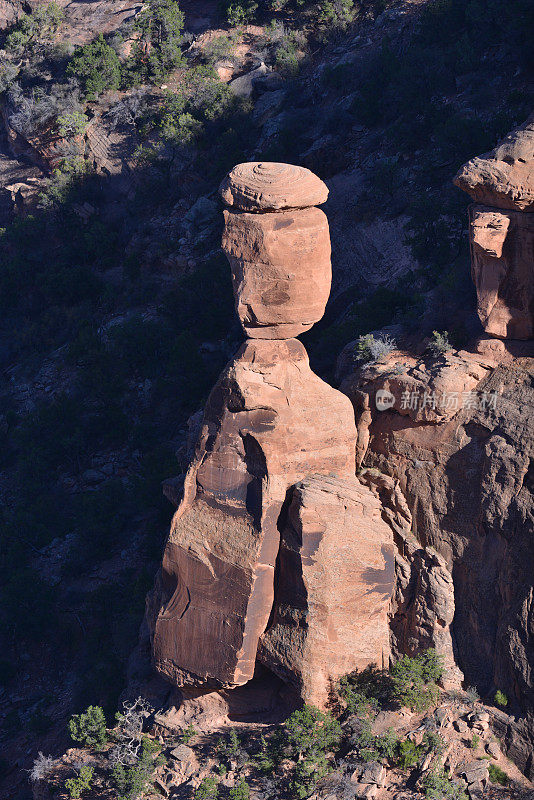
[
  {"left": 427, "top": 330, "right": 452, "bottom": 356},
  {"left": 469, "top": 734, "right": 480, "bottom": 750},
  {"left": 465, "top": 686, "right": 480, "bottom": 705},
  {"left": 494, "top": 690, "right": 508, "bottom": 708},
  {"left": 423, "top": 766, "right": 468, "bottom": 799},
  {"left": 195, "top": 776, "right": 219, "bottom": 800},
  {"left": 391, "top": 650, "right": 444, "bottom": 712},
  {"left": 29, "top": 753, "right": 56, "bottom": 782},
  {"left": 488, "top": 763, "right": 510, "bottom": 786},
  {"left": 354, "top": 333, "right": 397, "bottom": 363},
  {"left": 65, "top": 765, "right": 94, "bottom": 799},
  {"left": 111, "top": 737, "right": 163, "bottom": 800}
]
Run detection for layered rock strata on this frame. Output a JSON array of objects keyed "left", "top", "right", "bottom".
[
  {"left": 454, "top": 113, "right": 534, "bottom": 339},
  {"left": 149, "top": 163, "right": 395, "bottom": 704}
]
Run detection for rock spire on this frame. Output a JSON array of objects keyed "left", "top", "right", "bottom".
[{"left": 148, "top": 163, "right": 394, "bottom": 706}]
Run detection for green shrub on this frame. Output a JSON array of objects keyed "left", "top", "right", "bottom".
[
  {"left": 57, "top": 111, "right": 89, "bottom": 138},
  {"left": 316, "top": 0, "right": 355, "bottom": 27},
  {"left": 180, "top": 724, "right": 197, "bottom": 744},
  {"left": 112, "top": 737, "right": 163, "bottom": 800},
  {"left": 68, "top": 705, "right": 107, "bottom": 748},
  {"left": 228, "top": 779, "right": 250, "bottom": 800},
  {"left": 284, "top": 705, "right": 342, "bottom": 758},
  {"left": 397, "top": 738, "right": 422, "bottom": 770},
  {"left": 391, "top": 650, "right": 444, "bottom": 712},
  {"left": 423, "top": 766, "right": 467, "bottom": 799},
  {"left": 223, "top": 0, "right": 258, "bottom": 25},
  {"left": 65, "top": 765, "right": 93, "bottom": 799},
  {"left": 427, "top": 330, "right": 451, "bottom": 356},
  {"left": 282, "top": 706, "right": 341, "bottom": 798},
  {"left": 128, "top": 0, "right": 185, "bottom": 81},
  {"left": 5, "top": 2, "right": 64, "bottom": 55},
  {"left": 469, "top": 734, "right": 480, "bottom": 750},
  {"left": 67, "top": 34, "right": 122, "bottom": 99},
  {"left": 488, "top": 763, "right": 509, "bottom": 786},
  {"left": 494, "top": 690, "right": 508, "bottom": 708},
  {"left": 195, "top": 776, "right": 219, "bottom": 800}
]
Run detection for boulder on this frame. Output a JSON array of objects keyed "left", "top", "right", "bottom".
[
  {"left": 258, "top": 474, "right": 395, "bottom": 708},
  {"left": 468, "top": 204, "right": 534, "bottom": 339},
  {"left": 453, "top": 113, "right": 534, "bottom": 212},
  {"left": 222, "top": 206, "right": 331, "bottom": 339},
  {"left": 229, "top": 63, "right": 270, "bottom": 98},
  {"left": 148, "top": 338, "right": 357, "bottom": 690},
  {"left": 219, "top": 161, "right": 328, "bottom": 211}
]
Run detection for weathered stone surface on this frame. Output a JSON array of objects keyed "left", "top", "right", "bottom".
[
  {"left": 469, "top": 204, "right": 534, "bottom": 339},
  {"left": 342, "top": 351, "right": 534, "bottom": 775},
  {"left": 222, "top": 206, "right": 331, "bottom": 339},
  {"left": 340, "top": 349, "right": 494, "bottom": 427},
  {"left": 148, "top": 338, "right": 356, "bottom": 690},
  {"left": 219, "top": 162, "right": 328, "bottom": 211},
  {"left": 258, "top": 474, "right": 395, "bottom": 708},
  {"left": 454, "top": 113, "right": 534, "bottom": 212},
  {"left": 359, "top": 470, "right": 463, "bottom": 689}
]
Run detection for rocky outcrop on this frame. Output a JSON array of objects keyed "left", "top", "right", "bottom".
[
  {"left": 258, "top": 475, "right": 395, "bottom": 706},
  {"left": 149, "top": 337, "right": 357, "bottom": 690},
  {"left": 341, "top": 347, "right": 534, "bottom": 775},
  {"left": 219, "top": 161, "right": 328, "bottom": 211},
  {"left": 454, "top": 113, "right": 534, "bottom": 340},
  {"left": 149, "top": 163, "right": 395, "bottom": 707},
  {"left": 468, "top": 205, "right": 534, "bottom": 339},
  {"left": 454, "top": 113, "right": 534, "bottom": 212}
]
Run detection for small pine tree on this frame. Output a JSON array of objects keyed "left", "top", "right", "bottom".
[
  {"left": 229, "top": 778, "right": 250, "bottom": 800},
  {"left": 64, "top": 765, "right": 93, "bottom": 799},
  {"left": 391, "top": 649, "right": 444, "bottom": 712},
  {"left": 68, "top": 706, "right": 107, "bottom": 748},
  {"left": 494, "top": 690, "right": 508, "bottom": 708},
  {"left": 67, "top": 34, "right": 121, "bottom": 99},
  {"left": 195, "top": 776, "right": 219, "bottom": 800}
]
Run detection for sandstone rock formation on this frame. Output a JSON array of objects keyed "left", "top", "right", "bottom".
[
  {"left": 150, "top": 337, "right": 357, "bottom": 689},
  {"left": 221, "top": 163, "right": 331, "bottom": 339},
  {"left": 468, "top": 205, "right": 534, "bottom": 339},
  {"left": 219, "top": 161, "right": 328, "bottom": 211},
  {"left": 258, "top": 475, "right": 395, "bottom": 706},
  {"left": 454, "top": 113, "right": 534, "bottom": 340},
  {"left": 149, "top": 163, "right": 395, "bottom": 707},
  {"left": 454, "top": 113, "right": 534, "bottom": 212},
  {"left": 340, "top": 346, "right": 534, "bottom": 774}
]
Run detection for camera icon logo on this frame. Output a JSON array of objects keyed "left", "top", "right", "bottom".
[{"left": 375, "top": 389, "right": 395, "bottom": 411}]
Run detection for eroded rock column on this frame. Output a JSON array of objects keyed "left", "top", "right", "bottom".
[
  {"left": 454, "top": 113, "right": 534, "bottom": 340},
  {"left": 149, "top": 163, "right": 394, "bottom": 705}
]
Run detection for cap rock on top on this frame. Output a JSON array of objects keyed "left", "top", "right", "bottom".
[{"left": 219, "top": 161, "right": 329, "bottom": 211}]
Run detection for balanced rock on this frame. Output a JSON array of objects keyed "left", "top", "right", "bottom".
[
  {"left": 258, "top": 475, "right": 394, "bottom": 708},
  {"left": 149, "top": 162, "right": 399, "bottom": 708},
  {"left": 149, "top": 338, "right": 357, "bottom": 689},
  {"left": 455, "top": 114, "right": 534, "bottom": 340},
  {"left": 220, "top": 162, "right": 330, "bottom": 339},
  {"left": 453, "top": 113, "right": 534, "bottom": 212}
]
